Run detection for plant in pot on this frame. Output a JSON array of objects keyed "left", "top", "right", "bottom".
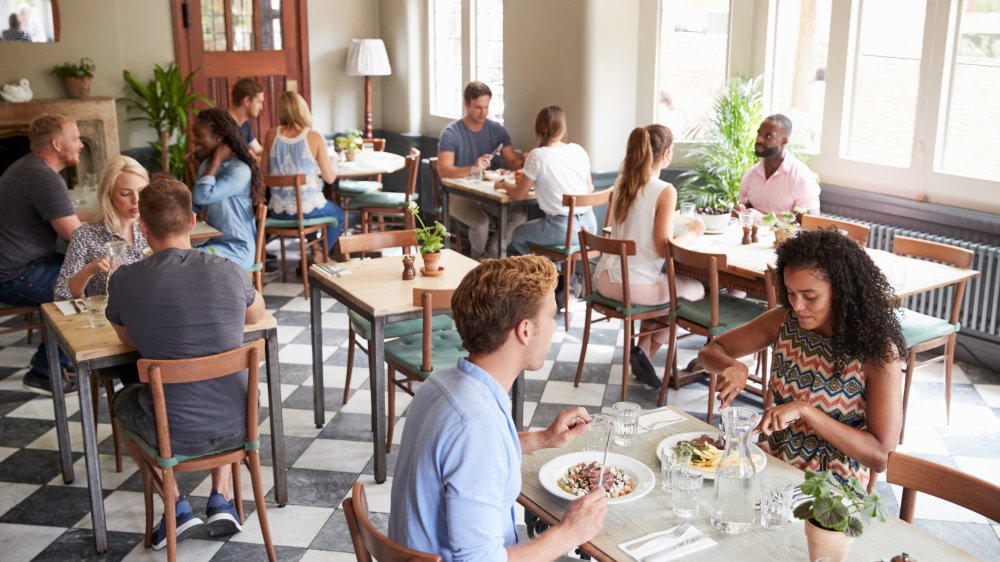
[
  {"left": 794, "top": 470, "right": 888, "bottom": 562},
  {"left": 121, "top": 63, "right": 213, "bottom": 178},
  {"left": 52, "top": 57, "right": 96, "bottom": 99},
  {"left": 408, "top": 202, "right": 450, "bottom": 275},
  {"left": 761, "top": 210, "right": 802, "bottom": 247},
  {"left": 336, "top": 129, "right": 363, "bottom": 161}
]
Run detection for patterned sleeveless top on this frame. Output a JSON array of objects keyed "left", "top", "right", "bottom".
[
  {"left": 267, "top": 127, "right": 326, "bottom": 216},
  {"left": 759, "top": 313, "right": 870, "bottom": 487}
]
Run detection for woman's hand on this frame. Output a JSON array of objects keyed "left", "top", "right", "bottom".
[
  {"left": 716, "top": 362, "right": 749, "bottom": 409},
  {"left": 213, "top": 144, "right": 235, "bottom": 164},
  {"left": 756, "top": 401, "right": 807, "bottom": 436},
  {"left": 85, "top": 256, "right": 110, "bottom": 276},
  {"left": 686, "top": 216, "right": 706, "bottom": 236}
]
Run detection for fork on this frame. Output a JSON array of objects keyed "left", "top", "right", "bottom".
[{"left": 627, "top": 522, "right": 691, "bottom": 551}]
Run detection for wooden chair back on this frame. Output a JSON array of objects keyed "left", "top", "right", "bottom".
[
  {"left": 339, "top": 230, "right": 418, "bottom": 260},
  {"left": 800, "top": 214, "right": 872, "bottom": 246},
  {"left": 560, "top": 189, "right": 613, "bottom": 250},
  {"left": 666, "top": 243, "right": 728, "bottom": 328},
  {"left": 402, "top": 148, "right": 421, "bottom": 198},
  {"left": 887, "top": 451, "right": 1000, "bottom": 523},
  {"left": 343, "top": 482, "right": 443, "bottom": 562},
  {"left": 577, "top": 230, "right": 636, "bottom": 308},
  {"left": 253, "top": 203, "right": 267, "bottom": 292},
  {"left": 413, "top": 287, "right": 456, "bottom": 373},
  {"left": 362, "top": 138, "right": 387, "bottom": 152},
  {"left": 892, "top": 235, "right": 973, "bottom": 324},
  {"left": 264, "top": 174, "right": 308, "bottom": 222}
]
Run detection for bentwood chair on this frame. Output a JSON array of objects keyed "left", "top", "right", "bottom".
[
  {"left": 263, "top": 174, "right": 338, "bottom": 298},
  {"left": 384, "top": 288, "right": 466, "bottom": 452},
  {"left": 887, "top": 451, "right": 1000, "bottom": 523},
  {"left": 891, "top": 235, "right": 974, "bottom": 443},
  {"left": 0, "top": 302, "right": 39, "bottom": 343},
  {"left": 800, "top": 214, "right": 871, "bottom": 246},
  {"left": 337, "top": 137, "right": 387, "bottom": 231},
  {"left": 575, "top": 230, "right": 674, "bottom": 402},
  {"left": 350, "top": 148, "right": 421, "bottom": 234},
  {"left": 343, "top": 482, "right": 443, "bottom": 562},
  {"left": 251, "top": 203, "right": 267, "bottom": 293},
  {"left": 528, "top": 189, "right": 613, "bottom": 331},
  {"left": 119, "top": 340, "right": 275, "bottom": 562},
  {"left": 660, "top": 242, "right": 773, "bottom": 418}
]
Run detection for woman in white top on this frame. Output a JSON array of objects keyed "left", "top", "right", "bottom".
[
  {"left": 594, "top": 124, "right": 704, "bottom": 388},
  {"left": 509, "top": 106, "right": 596, "bottom": 255}
]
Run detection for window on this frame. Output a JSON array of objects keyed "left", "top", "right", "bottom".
[
  {"left": 430, "top": 0, "right": 464, "bottom": 118},
  {"left": 200, "top": 0, "right": 282, "bottom": 52},
  {"left": 474, "top": 0, "right": 505, "bottom": 122},
  {"left": 430, "top": 0, "right": 504, "bottom": 121}
]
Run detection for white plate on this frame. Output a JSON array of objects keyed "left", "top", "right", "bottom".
[
  {"left": 538, "top": 452, "right": 655, "bottom": 505},
  {"left": 655, "top": 432, "right": 767, "bottom": 480}
]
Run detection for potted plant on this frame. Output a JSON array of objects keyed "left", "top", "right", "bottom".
[
  {"left": 408, "top": 202, "right": 450, "bottom": 274},
  {"left": 761, "top": 210, "right": 802, "bottom": 246},
  {"left": 336, "top": 129, "right": 363, "bottom": 161},
  {"left": 122, "top": 63, "right": 213, "bottom": 178},
  {"left": 52, "top": 57, "right": 96, "bottom": 99},
  {"left": 794, "top": 470, "right": 888, "bottom": 562}
]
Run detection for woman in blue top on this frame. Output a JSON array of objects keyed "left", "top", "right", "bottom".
[{"left": 191, "top": 108, "right": 265, "bottom": 269}]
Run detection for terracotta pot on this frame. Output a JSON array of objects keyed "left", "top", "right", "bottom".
[
  {"left": 773, "top": 228, "right": 796, "bottom": 248},
  {"left": 345, "top": 150, "right": 356, "bottom": 162},
  {"left": 804, "top": 520, "right": 855, "bottom": 562},
  {"left": 421, "top": 251, "right": 442, "bottom": 272},
  {"left": 64, "top": 76, "right": 92, "bottom": 99}
]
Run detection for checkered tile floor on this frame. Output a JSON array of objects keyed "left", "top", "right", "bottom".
[{"left": 1, "top": 274, "right": 998, "bottom": 560}]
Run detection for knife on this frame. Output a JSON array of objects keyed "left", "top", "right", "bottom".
[{"left": 639, "top": 535, "right": 709, "bottom": 562}]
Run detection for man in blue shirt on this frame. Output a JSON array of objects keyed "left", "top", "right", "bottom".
[
  {"left": 437, "top": 81, "right": 527, "bottom": 259},
  {"left": 227, "top": 77, "right": 265, "bottom": 161},
  {"left": 389, "top": 256, "right": 607, "bottom": 561}
]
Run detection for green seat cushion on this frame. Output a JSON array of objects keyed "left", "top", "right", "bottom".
[
  {"left": 265, "top": 216, "right": 340, "bottom": 229},
  {"left": 896, "top": 308, "right": 959, "bottom": 348},
  {"left": 384, "top": 330, "right": 467, "bottom": 378},
  {"left": 247, "top": 262, "right": 263, "bottom": 273},
  {"left": 347, "top": 191, "right": 418, "bottom": 210},
  {"left": 338, "top": 180, "right": 382, "bottom": 194},
  {"left": 123, "top": 429, "right": 258, "bottom": 469},
  {"left": 348, "top": 309, "right": 454, "bottom": 340},
  {"left": 674, "top": 295, "right": 768, "bottom": 336},
  {"left": 583, "top": 293, "right": 671, "bottom": 315},
  {"left": 528, "top": 243, "right": 581, "bottom": 256}
]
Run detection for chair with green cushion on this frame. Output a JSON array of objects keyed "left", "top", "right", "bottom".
[
  {"left": 892, "top": 235, "right": 974, "bottom": 444},
  {"left": 660, "top": 242, "right": 774, "bottom": 420},
  {"left": 349, "top": 148, "right": 421, "bottom": 234},
  {"left": 263, "top": 174, "right": 339, "bottom": 298},
  {"left": 118, "top": 340, "right": 275, "bottom": 562},
  {"left": 336, "top": 137, "right": 386, "bottom": 232},
  {"left": 384, "top": 287, "right": 466, "bottom": 453},
  {"left": 574, "top": 230, "right": 674, "bottom": 402},
  {"left": 528, "top": 189, "right": 613, "bottom": 331}
]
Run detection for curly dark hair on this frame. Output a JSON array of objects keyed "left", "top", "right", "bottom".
[
  {"left": 775, "top": 228, "right": 904, "bottom": 368},
  {"left": 194, "top": 108, "right": 265, "bottom": 207}
]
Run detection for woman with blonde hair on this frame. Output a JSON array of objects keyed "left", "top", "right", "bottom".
[
  {"left": 593, "top": 124, "right": 704, "bottom": 389},
  {"left": 55, "top": 155, "right": 149, "bottom": 299},
  {"left": 262, "top": 90, "right": 343, "bottom": 249}
]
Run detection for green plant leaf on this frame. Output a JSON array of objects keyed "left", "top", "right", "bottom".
[
  {"left": 812, "top": 495, "right": 849, "bottom": 531},
  {"left": 800, "top": 470, "right": 831, "bottom": 498},
  {"left": 793, "top": 499, "right": 815, "bottom": 520},
  {"left": 845, "top": 516, "right": 864, "bottom": 538}
]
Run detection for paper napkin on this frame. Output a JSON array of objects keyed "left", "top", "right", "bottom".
[
  {"left": 619, "top": 524, "right": 716, "bottom": 562},
  {"left": 636, "top": 407, "right": 684, "bottom": 434}
]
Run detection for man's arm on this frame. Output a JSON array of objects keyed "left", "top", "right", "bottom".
[
  {"left": 110, "top": 322, "right": 133, "bottom": 347},
  {"left": 437, "top": 151, "right": 488, "bottom": 179},
  {"left": 508, "top": 488, "right": 606, "bottom": 562},
  {"left": 245, "top": 289, "right": 265, "bottom": 325},
  {"left": 249, "top": 138, "right": 263, "bottom": 158},
  {"left": 50, "top": 215, "right": 82, "bottom": 242},
  {"left": 500, "top": 146, "right": 523, "bottom": 171}
]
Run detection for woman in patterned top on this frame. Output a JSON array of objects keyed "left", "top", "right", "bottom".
[
  {"left": 55, "top": 156, "right": 149, "bottom": 300},
  {"left": 698, "top": 229, "right": 904, "bottom": 486}
]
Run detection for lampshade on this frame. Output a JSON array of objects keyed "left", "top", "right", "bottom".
[{"left": 345, "top": 38, "right": 392, "bottom": 76}]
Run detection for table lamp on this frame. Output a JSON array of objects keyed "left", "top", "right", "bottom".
[{"left": 345, "top": 38, "right": 392, "bottom": 138}]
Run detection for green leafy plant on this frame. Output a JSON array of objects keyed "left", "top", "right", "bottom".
[
  {"left": 336, "top": 129, "right": 363, "bottom": 154},
  {"left": 793, "top": 470, "right": 887, "bottom": 537},
  {"left": 52, "top": 58, "right": 96, "bottom": 79},
  {"left": 121, "top": 63, "right": 213, "bottom": 178},
  {"left": 408, "top": 202, "right": 450, "bottom": 254},
  {"left": 761, "top": 210, "right": 801, "bottom": 233}
]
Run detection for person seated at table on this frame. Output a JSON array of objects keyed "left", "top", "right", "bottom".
[
  {"left": 509, "top": 106, "right": 596, "bottom": 257},
  {"left": 0, "top": 113, "right": 83, "bottom": 395},
  {"left": 437, "top": 81, "right": 527, "bottom": 259},
  {"left": 699, "top": 229, "right": 903, "bottom": 487},
  {"left": 191, "top": 108, "right": 265, "bottom": 270},
  {"left": 54, "top": 155, "right": 149, "bottom": 300},
  {"left": 108, "top": 178, "right": 265, "bottom": 549},
  {"left": 737, "top": 114, "right": 820, "bottom": 216},
  {"left": 389, "top": 255, "right": 607, "bottom": 560},
  {"left": 261, "top": 91, "right": 344, "bottom": 253},
  {"left": 594, "top": 124, "right": 704, "bottom": 390},
  {"left": 227, "top": 77, "right": 265, "bottom": 160}
]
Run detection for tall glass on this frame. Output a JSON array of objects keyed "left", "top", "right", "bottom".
[
  {"left": 711, "top": 407, "right": 760, "bottom": 535},
  {"left": 760, "top": 476, "right": 794, "bottom": 530},
  {"left": 680, "top": 202, "right": 697, "bottom": 217},
  {"left": 612, "top": 402, "right": 640, "bottom": 446},
  {"left": 585, "top": 413, "right": 614, "bottom": 453},
  {"left": 105, "top": 241, "right": 128, "bottom": 293},
  {"left": 672, "top": 467, "right": 703, "bottom": 518},
  {"left": 659, "top": 445, "right": 692, "bottom": 494}
]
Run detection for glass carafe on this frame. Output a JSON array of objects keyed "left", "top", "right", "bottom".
[{"left": 711, "top": 407, "right": 759, "bottom": 535}]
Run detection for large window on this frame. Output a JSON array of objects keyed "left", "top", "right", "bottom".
[
  {"left": 474, "top": 0, "right": 505, "bottom": 122},
  {"left": 429, "top": 0, "right": 504, "bottom": 121},
  {"left": 430, "top": 0, "right": 463, "bottom": 118}
]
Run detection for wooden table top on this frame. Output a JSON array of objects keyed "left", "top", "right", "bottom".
[
  {"left": 519, "top": 407, "right": 979, "bottom": 561},
  {"left": 440, "top": 176, "right": 537, "bottom": 204},
  {"left": 40, "top": 302, "right": 276, "bottom": 363},
  {"left": 330, "top": 151, "right": 406, "bottom": 178}
]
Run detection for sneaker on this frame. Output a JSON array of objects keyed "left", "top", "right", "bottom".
[
  {"left": 151, "top": 496, "right": 204, "bottom": 551},
  {"left": 629, "top": 347, "right": 661, "bottom": 390},
  {"left": 22, "top": 369, "right": 78, "bottom": 396},
  {"left": 205, "top": 491, "right": 242, "bottom": 537}
]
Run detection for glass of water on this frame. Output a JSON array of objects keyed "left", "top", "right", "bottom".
[
  {"left": 672, "top": 467, "right": 703, "bottom": 518},
  {"left": 612, "top": 401, "right": 640, "bottom": 446},
  {"left": 680, "top": 202, "right": 697, "bottom": 218},
  {"left": 361, "top": 141, "right": 375, "bottom": 158},
  {"left": 585, "top": 413, "right": 614, "bottom": 453},
  {"left": 760, "top": 476, "right": 794, "bottom": 530},
  {"left": 86, "top": 295, "right": 109, "bottom": 328},
  {"left": 659, "top": 445, "right": 692, "bottom": 494}
]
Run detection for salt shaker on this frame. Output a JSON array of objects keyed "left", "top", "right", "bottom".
[{"left": 402, "top": 255, "right": 416, "bottom": 280}]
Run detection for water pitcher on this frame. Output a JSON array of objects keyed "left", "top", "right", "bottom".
[{"left": 711, "top": 407, "right": 759, "bottom": 535}]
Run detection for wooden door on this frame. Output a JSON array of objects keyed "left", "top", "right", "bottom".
[{"left": 171, "top": 0, "right": 310, "bottom": 140}]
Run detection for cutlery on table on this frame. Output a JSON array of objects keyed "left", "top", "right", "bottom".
[
  {"left": 627, "top": 522, "right": 690, "bottom": 551},
  {"left": 639, "top": 535, "right": 710, "bottom": 562},
  {"left": 596, "top": 421, "right": 614, "bottom": 489}
]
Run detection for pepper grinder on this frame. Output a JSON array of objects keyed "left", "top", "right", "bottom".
[
  {"left": 751, "top": 224, "right": 759, "bottom": 243},
  {"left": 402, "top": 254, "right": 416, "bottom": 280},
  {"left": 739, "top": 211, "right": 754, "bottom": 245}
]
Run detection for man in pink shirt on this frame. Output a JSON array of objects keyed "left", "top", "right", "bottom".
[{"left": 737, "top": 114, "right": 820, "bottom": 215}]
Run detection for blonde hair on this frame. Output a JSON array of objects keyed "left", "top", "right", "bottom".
[
  {"left": 277, "top": 91, "right": 312, "bottom": 129},
  {"left": 613, "top": 125, "right": 673, "bottom": 224},
  {"left": 96, "top": 156, "right": 149, "bottom": 232},
  {"left": 28, "top": 114, "right": 74, "bottom": 152}
]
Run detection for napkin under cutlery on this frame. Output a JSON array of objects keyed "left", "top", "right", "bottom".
[
  {"left": 619, "top": 524, "right": 716, "bottom": 562},
  {"left": 636, "top": 407, "right": 684, "bottom": 434}
]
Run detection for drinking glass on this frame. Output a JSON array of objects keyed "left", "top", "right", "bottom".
[
  {"left": 612, "top": 401, "right": 640, "bottom": 446},
  {"left": 739, "top": 211, "right": 754, "bottom": 229},
  {"left": 86, "top": 295, "right": 109, "bottom": 328},
  {"left": 760, "top": 476, "right": 794, "bottom": 530},
  {"left": 659, "top": 445, "right": 692, "bottom": 494},
  {"left": 469, "top": 166, "right": 484, "bottom": 181},
  {"left": 585, "top": 413, "right": 614, "bottom": 453},
  {"left": 672, "top": 467, "right": 703, "bottom": 518},
  {"left": 680, "top": 202, "right": 697, "bottom": 218},
  {"left": 361, "top": 141, "right": 375, "bottom": 158}
]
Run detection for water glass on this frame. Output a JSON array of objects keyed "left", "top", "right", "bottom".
[
  {"left": 361, "top": 141, "right": 375, "bottom": 157},
  {"left": 86, "top": 295, "right": 108, "bottom": 328},
  {"left": 585, "top": 413, "right": 614, "bottom": 452},
  {"left": 659, "top": 445, "right": 692, "bottom": 493},
  {"left": 469, "top": 166, "right": 484, "bottom": 181},
  {"left": 612, "top": 402, "right": 640, "bottom": 446},
  {"left": 760, "top": 476, "right": 794, "bottom": 530},
  {"left": 672, "top": 467, "right": 703, "bottom": 518},
  {"left": 680, "top": 202, "right": 697, "bottom": 218}
]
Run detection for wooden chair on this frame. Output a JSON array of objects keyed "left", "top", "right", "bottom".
[
  {"left": 119, "top": 340, "right": 275, "bottom": 562},
  {"left": 384, "top": 287, "right": 466, "bottom": 452},
  {"left": 349, "top": 148, "right": 421, "bottom": 233},
  {"left": 0, "top": 303, "right": 39, "bottom": 344},
  {"left": 574, "top": 230, "right": 674, "bottom": 402},
  {"left": 251, "top": 203, "right": 267, "bottom": 293},
  {"left": 660, "top": 242, "right": 773, "bottom": 418},
  {"left": 427, "top": 156, "right": 465, "bottom": 254},
  {"left": 343, "top": 481, "right": 443, "bottom": 562},
  {"left": 891, "top": 235, "right": 974, "bottom": 443},
  {"left": 528, "top": 189, "right": 613, "bottom": 331},
  {"left": 800, "top": 214, "right": 871, "bottom": 246},
  {"left": 263, "top": 174, "right": 338, "bottom": 298},
  {"left": 886, "top": 451, "right": 1000, "bottom": 523},
  {"left": 337, "top": 137, "right": 387, "bottom": 231}
]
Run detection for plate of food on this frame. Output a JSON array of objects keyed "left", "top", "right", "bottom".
[
  {"left": 655, "top": 432, "right": 767, "bottom": 479},
  {"left": 483, "top": 169, "right": 515, "bottom": 182},
  {"left": 538, "top": 452, "right": 655, "bottom": 505}
]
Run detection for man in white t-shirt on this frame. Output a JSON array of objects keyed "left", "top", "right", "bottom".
[{"left": 737, "top": 114, "right": 820, "bottom": 216}]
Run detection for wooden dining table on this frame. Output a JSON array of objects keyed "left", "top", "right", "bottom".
[
  {"left": 42, "top": 304, "right": 287, "bottom": 554},
  {"left": 519, "top": 406, "right": 980, "bottom": 561},
  {"left": 73, "top": 202, "right": 222, "bottom": 243},
  {"left": 439, "top": 176, "right": 538, "bottom": 258},
  {"left": 308, "top": 249, "right": 526, "bottom": 483},
  {"left": 332, "top": 150, "right": 406, "bottom": 178}
]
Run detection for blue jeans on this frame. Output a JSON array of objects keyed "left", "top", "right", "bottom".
[
  {"left": 270, "top": 200, "right": 345, "bottom": 251},
  {"left": 0, "top": 255, "right": 72, "bottom": 375},
  {"left": 510, "top": 210, "right": 598, "bottom": 256}
]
